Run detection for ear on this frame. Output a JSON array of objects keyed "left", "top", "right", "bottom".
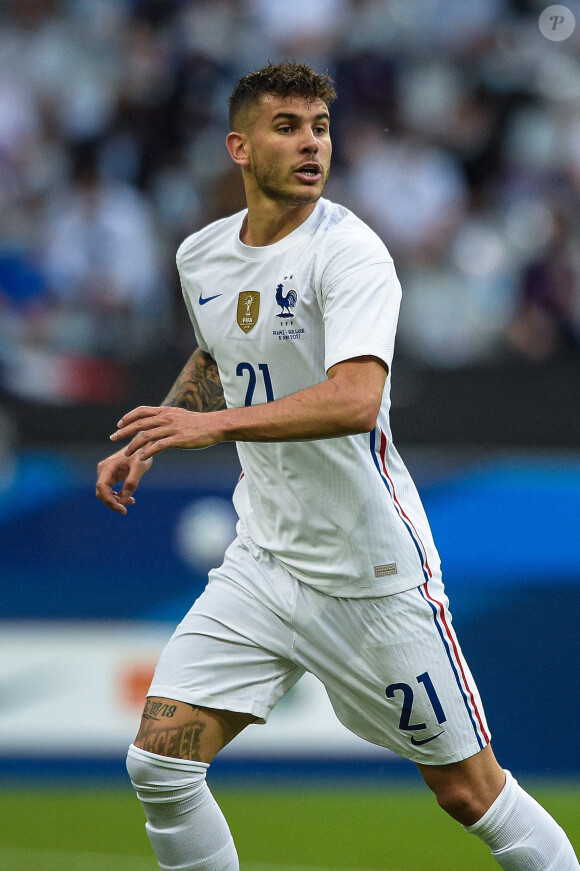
[{"left": 226, "top": 131, "right": 250, "bottom": 167}]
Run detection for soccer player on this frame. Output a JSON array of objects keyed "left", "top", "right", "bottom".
[{"left": 96, "top": 63, "right": 578, "bottom": 870}]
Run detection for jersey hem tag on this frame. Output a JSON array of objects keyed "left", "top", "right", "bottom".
[{"left": 374, "top": 562, "right": 397, "bottom": 578}]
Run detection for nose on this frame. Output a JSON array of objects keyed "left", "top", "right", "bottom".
[{"left": 300, "top": 127, "right": 319, "bottom": 153}]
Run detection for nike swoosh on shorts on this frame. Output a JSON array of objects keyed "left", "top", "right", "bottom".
[
  {"left": 410, "top": 730, "right": 445, "bottom": 746},
  {"left": 199, "top": 293, "right": 223, "bottom": 305}
]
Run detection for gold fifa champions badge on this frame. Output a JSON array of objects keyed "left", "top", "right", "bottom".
[{"left": 237, "top": 291, "right": 260, "bottom": 333}]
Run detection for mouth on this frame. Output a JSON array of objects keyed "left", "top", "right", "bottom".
[{"left": 293, "top": 162, "right": 323, "bottom": 183}]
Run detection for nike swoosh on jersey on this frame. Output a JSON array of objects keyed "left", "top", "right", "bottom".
[
  {"left": 199, "top": 293, "right": 223, "bottom": 305},
  {"left": 410, "top": 730, "right": 445, "bottom": 746}
]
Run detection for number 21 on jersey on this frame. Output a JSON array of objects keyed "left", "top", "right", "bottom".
[{"left": 236, "top": 362, "right": 274, "bottom": 406}]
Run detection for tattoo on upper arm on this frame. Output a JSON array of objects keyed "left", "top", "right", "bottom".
[{"left": 163, "top": 350, "right": 226, "bottom": 412}]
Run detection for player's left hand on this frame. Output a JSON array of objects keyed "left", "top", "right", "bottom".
[{"left": 110, "top": 405, "right": 222, "bottom": 459}]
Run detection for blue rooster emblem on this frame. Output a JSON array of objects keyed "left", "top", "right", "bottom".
[{"left": 276, "top": 282, "right": 297, "bottom": 318}]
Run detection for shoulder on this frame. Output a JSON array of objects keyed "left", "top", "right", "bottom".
[
  {"left": 176, "top": 209, "right": 247, "bottom": 268},
  {"left": 317, "top": 199, "right": 391, "bottom": 258},
  {"left": 315, "top": 200, "right": 394, "bottom": 285}
]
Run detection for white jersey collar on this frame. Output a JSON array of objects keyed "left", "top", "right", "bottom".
[{"left": 232, "top": 199, "right": 326, "bottom": 261}]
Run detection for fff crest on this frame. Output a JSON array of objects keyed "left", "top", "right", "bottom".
[{"left": 237, "top": 291, "right": 260, "bottom": 333}]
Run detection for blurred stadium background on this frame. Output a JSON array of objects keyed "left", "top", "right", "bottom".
[{"left": 1, "top": 0, "right": 579, "bottom": 868}]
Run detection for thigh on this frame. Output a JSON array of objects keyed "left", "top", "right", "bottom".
[
  {"left": 133, "top": 697, "right": 256, "bottom": 763},
  {"left": 295, "top": 576, "right": 491, "bottom": 765},
  {"left": 148, "top": 535, "right": 304, "bottom": 726}
]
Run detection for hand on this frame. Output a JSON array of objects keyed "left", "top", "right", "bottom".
[
  {"left": 96, "top": 448, "right": 153, "bottom": 514},
  {"left": 109, "top": 405, "right": 222, "bottom": 461}
]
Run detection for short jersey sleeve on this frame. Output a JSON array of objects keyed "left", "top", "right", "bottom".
[
  {"left": 318, "top": 223, "right": 402, "bottom": 373},
  {"left": 176, "top": 245, "right": 209, "bottom": 354}
]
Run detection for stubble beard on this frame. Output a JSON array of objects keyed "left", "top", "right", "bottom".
[{"left": 251, "top": 151, "right": 329, "bottom": 207}]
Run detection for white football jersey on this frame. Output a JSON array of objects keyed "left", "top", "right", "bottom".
[{"left": 176, "top": 198, "right": 441, "bottom": 597}]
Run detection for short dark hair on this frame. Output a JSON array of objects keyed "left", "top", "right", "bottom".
[{"left": 228, "top": 62, "right": 337, "bottom": 130}]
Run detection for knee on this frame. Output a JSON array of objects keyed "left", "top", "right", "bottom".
[
  {"left": 433, "top": 781, "right": 487, "bottom": 825},
  {"left": 126, "top": 743, "right": 209, "bottom": 822},
  {"left": 126, "top": 743, "right": 169, "bottom": 793},
  {"left": 419, "top": 746, "right": 507, "bottom": 827}
]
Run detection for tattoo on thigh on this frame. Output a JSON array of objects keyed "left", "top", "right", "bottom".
[
  {"left": 143, "top": 700, "right": 178, "bottom": 721},
  {"left": 137, "top": 706, "right": 207, "bottom": 760}
]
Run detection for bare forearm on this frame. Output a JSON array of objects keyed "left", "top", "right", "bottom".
[
  {"left": 111, "top": 357, "right": 387, "bottom": 460},
  {"left": 213, "top": 376, "right": 374, "bottom": 443},
  {"left": 163, "top": 347, "right": 226, "bottom": 412},
  {"left": 215, "top": 357, "right": 386, "bottom": 443}
]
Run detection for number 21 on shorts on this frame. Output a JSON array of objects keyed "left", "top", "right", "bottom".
[{"left": 386, "top": 671, "right": 447, "bottom": 742}]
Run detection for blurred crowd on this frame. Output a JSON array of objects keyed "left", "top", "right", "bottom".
[{"left": 1, "top": 0, "right": 580, "bottom": 407}]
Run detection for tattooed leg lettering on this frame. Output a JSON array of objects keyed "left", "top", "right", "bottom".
[
  {"left": 142, "top": 700, "right": 178, "bottom": 721},
  {"left": 134, "top": 698, "right": 257, "bottom": 763},
  {"left": 139, "top": 721, "right": 207, "bottom": 759},
  {"left": 136, "top": 704, "right": 208, "bottom": 760}
]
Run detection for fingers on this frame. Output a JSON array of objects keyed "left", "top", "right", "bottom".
[
  {"left": 116, "top": 406, "right": 162, "bottom": 429},
  {"left": 111, "top": 407, "right": 186, "bottom": 458},
  {"left": 96, "top": 474, "right": 132, "bottom": 515},
  {"left": 95, "top": 451, "right": 152, "bottom": 514},
  {"left": 110, "top": 406, "right": 176, "bottom": 451},
  {"left": 99, "top": 490, "right": 134, "bottom": 515},
  {"left": 122, "top": 455, "right": 153, "bottom": 489},
  {"left": 125, "top": 435, "right": 171, "bottom": 461},
  {"left": 109, "top": 405, "right": 217, "bottom": 456}
]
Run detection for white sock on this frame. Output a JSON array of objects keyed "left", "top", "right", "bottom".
[
  {"left": 466, "top": 769, "right": 579, "bottom": 870},
  {"left": 126, "top": 743, "right": 239, "bottom": 871}
]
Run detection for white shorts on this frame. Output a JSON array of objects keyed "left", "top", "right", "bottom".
[{"left": 149, "top": 529, "right": 490, "bottom": 765}]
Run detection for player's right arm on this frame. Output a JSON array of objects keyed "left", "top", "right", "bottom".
[{"left": 96, "top": 347, "right": 225, "bottom": 514}]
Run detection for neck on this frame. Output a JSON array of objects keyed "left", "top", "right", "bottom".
[{"left": 239, "top": 199, "right": 318, "bottom": 247}]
